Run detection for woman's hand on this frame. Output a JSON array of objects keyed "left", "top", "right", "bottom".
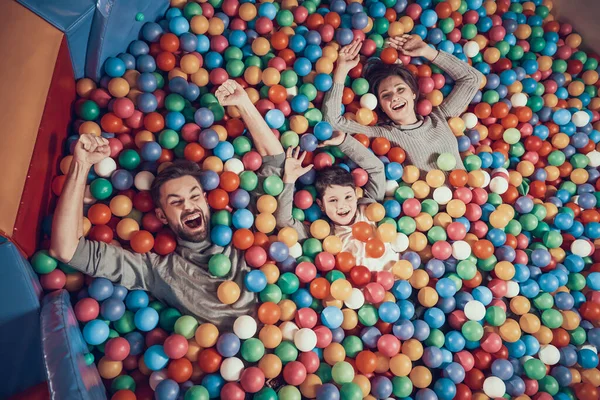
[
  {"left": 337, "top": 39, "right": 363, "bottom": 72},
  {"left": 387, "top": 34, "right": 438, "bottom": 60},
  {"left": 215, "top": 79, "right": 250, "bottom": 107},
  {"left": 283, "top": 147, "right": 314, "bottom": 184},
  {"left": 317, "top": 131, "right": 346, "bottom": 147}
]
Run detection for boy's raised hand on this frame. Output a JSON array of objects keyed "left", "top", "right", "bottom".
[
  {"left": 215, "top": 79, "right": 250, "bottom": 107},
  {"left": 283, "top": 146, "right": 314, "bottom": 184},
  {"left": 317, "top": 130, "right": 346, "bottom": 147},
  {"left": 337, "top": 38, "right": 363, "bottom": 72}
]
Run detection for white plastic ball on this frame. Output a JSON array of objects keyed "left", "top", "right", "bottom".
[
  {"left": 385, "top": 180, "right": 400, "bottom": 197},
  {"left": 294, "top": 328, "right": 318, "bottom": 352},
  {"left": 483, "top": 376, "right": 506, "bottom": 398},
  {"left": 149, "top": 370, "right": 168, "bottom": 390},
  {"left": 279, "top": 321, "right": 299, "bottom": 341},
  {"left": 481, "top": 170, "right": 491, "bottom": 188},
  {"left": 220, "top": 357, "right": 245, "bottom": 381},
  {"left": 464, "top": 300, "right": 486, "bottom": 321},
  {"left": 134, "top": 171, "right": 155, "bottom": 191},
  {"left": 463, "top": 41, "right": 480, "bottom": 58},
  {"left": 391, "top": 233, "right": 409, "bottom": 253},
  {"left": 571, "top": 239, "right": 593, "bottom": 257},
  {"left": 538, "top": 344, "right": 560, "bottom": 365},
  {"left": 286, "top": 86, "right": 298, "bottom": 98},
  {"left": 510, "top": 93, "right": 528, "bottom": 107},
  {"left": 94, "top": 157, "right": 117, "bottom": 178},
  {"left": 233, "top": 315, "right": 257, "bottom": 339},
  {"left": 572, "top": 110, "right": 590, "bottom": 127},
  {"left": 344, "top": 288, "right": 365, "bottom": 310},
  {"left": 489, "top": 176, "right": 509, "bottom": 194},
  {"left": 84, "top": 185, "right": 97, "bottom": 205},
  {"left": 360, "top": 93, "right": 378, "bottom": 110},
  {"left": 224, "top": 158, "right": 244, "bottom": 174},
  {"left": 433, "top": 186, "right": 453, "bottom": 205},
  {"left": 452, "top": 240, "right": 471, "bottom": 260},
  {"left": 506, "top": 281, "right": 520, "bottom": 298},
  {"left": 462, "top": 112, "right": 478, "bottom": 129},
  {"left": 289, "top": 242, "right": 303, "bottom": 259},
  {"left": 587, "top": 150, "right": 600, "bottom": 167}
]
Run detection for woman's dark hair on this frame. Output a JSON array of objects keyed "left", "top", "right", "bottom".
[
  {"left": 150, "top": 160, "right": 204, "bottom": 207},
  {"left": 363, "top": 58, "right": 420, "bottom": 119},
  {"left": 315, "top": 166, "right": 356, "bottom": 198}
]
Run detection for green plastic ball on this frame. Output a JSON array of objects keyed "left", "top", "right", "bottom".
[
  {"left": 208, "top": 254, "right": 231, "bottom": 277},
  {"left": 351, "top": 78, "right": 369, "bottom": 95},
  {"left": 342, "top": 336, "right": 363, "bottom": 358},
  {"left": 165, "top": 94, "right": 185, "bottom": 112},
  {"left": 437, "top": 152, "right": 456, "bottom": 171},
  {"left": 392, "top": 376, "right": 413, "bottom": 398},
  {"left": 278, "top": 272, "right": 300, "bottom": 295},
  {"left": 253, "top": 388, "right": 277, "bottom": 400},
  {"left": 174, "top": 315, "right": 198, "bottom": 339},
  {"left": 239, "top": 171, "right": 258, "bottom": 191},
  {"left": 241, "top": 338, "right": 265, "bottom": 362},
  {"left": 90, "top": 178, "right": 113, "bottom": 200},
  {"left": 332, "top": 361, "right": 355, "bottom": 384},
  {"left": 263, "top": 175, "right": 284, "bottom": 196},
  {"left": 114, "top": 310, "right": 136, "bottom": 334},
  {"left": 260, "top": 284, "right": 283, "bottom": 303},
  {"left": 274, "top": 341, "right": 298, "bottom": 364},
  {"left": 303, "top": 238, "right": 322, "bottom": 258},
  {"left": 31, "top": 250, "right": 57, "bottom": 274},
  {"left": 79, "top": 100, "right": 100, "bottom": 120},
  {"left": 159, "top": 308, "right": 181, "bottom": 332},
  {"left": 184, "top": 386, "right": 210, "bottom": 400}
]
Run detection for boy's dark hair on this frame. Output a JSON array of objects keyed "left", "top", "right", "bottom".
[
  {"left": 363, "top": 58, "right": 420, "bottom": 118},
  {"left": 150, "top": 160, "right": 204, "bottom": 207},
  {"left": 315, "top": 166, "right": 356, "bottom": 198}
]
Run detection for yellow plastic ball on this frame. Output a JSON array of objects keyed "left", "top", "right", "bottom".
[
  {"left": 410, "top": 366, "right": 432, "bottom": 388},
  {"left": 418, "top": 286, "right": 439, "bottom": 307},
  {"left": 408, "top": 232, "right": 427, "bottom": 252},
  {"left": 315, "top": 57, "right": 334, "bottom": 74},
  {"left": 330, "top": 279, "right": 352, "bottom": 301},
  {"left": 277, "top": 226, "right": 298, "bottom": 248},
  {"left": 259, "top": 325, "right": 283, "bottom": 349},
  {"left": 323, "top": 342, "right": 346, "bottom": 365},
  {"left": 389, "top": 354, "right": 412, "bottom": 376},
  {"left": 116, "top": 218, "right": 139, "bottom": 241},
  {"left": 98, "top": 357, "right": 123, "bottom": 379},
  {"left": 195, "top": 323, "right": 219, "bottom": 347},
  {"left": 257, "top": 195, "right": 278, "bottom": 214},
  {"left": 494, "top": 261, "right": 515, "bottom": 280},
  {"left": 568, "top": 80, "right": 585, "bottom": 96},
  {"left": 108, "top": 78, "right": 130, "bottom": 98},
  {"left": 414, "top": 213, "right": 433, "bottom": 232},
  {"left": 499, "top": 318, "right": 521, "bottom": 343},
  {"left": 310, "top": 219, "right": 331, "bottom": 239},
  {"left": 202, "top": 156, "right": 224, "bottom": 173},
  {"left": 392, "top": 260, "right": 413, "bottom": 280},
  {"left": 377, "top": 223, "right": 397, "bottom": 243},
  {"left": 510, "top": 296, "right": 531, "bottom": 315},
  {"left": 355, "top": 108, "right": 374, "bottom": 125},
  {"left": 279, "top": 299, "right": 297, "bottom": 321},
  {"left": 191, "top": 15, "right": 209, "bottom": 34},
  {"left": 402, "top": 165, "right": 421, "bottom": 184},
  {"left": 520, "top": 313, "right": 541, "bottom": 334},
  {"left": 207, "top": 17, "right": 225, "bottom": 35},
  {"left": 261, "top": 263, "right": 280, "bottom": 284},
  {"left": 300, "top": 374, "right": 322, "bottom": 399},
  {"left": 239, "top": 3, "right": 257, "bottom": 21},
  {"left": 341, "top": 309, "right": 358, "bottom": 330},
  {"left": 290, "top": 115, "right": 309, "bottom": 134},
  {"left": 570, "top": 168, "right": 589, "bottom": 184},
  {"left": 110, "top": 195, "right": 133, "bottom": 217},
  {"left": 180, "top": 54, "right": 200, "bottom": 74},
  {"left": 446, "top": 199, "right": 466, "bottom": 218},
  {"left": 262, "top": 67, "right": 281, "bottom": 86},
  {"left": 565, "top": 33, "right": 582, "bottom": 48},
  {"left": 412, "top": 180, "right": 431, "bottom": 199},
  {"left": 399, "top": 16, "right": 414, "bottom": 32},
  {"left": 353, "top": 375, "right": 371, "bottom": 398},
  {"left": 255, "top": 213, "right": 276, "bottom": 233},
  {"left": 323, "top": 235, "right": 343, "bottom": 254},
  {"left": 409, "top": 269, "right": 429, "bottom": 289},
  {"left": 252, "top": 37, "right": 271, "bottom": 56},
  {"left": 402, "top": 339, "right": 424, "bottom": 361},
  {"left": 191, "top": 69, "right": 209, "bottom": 87}
]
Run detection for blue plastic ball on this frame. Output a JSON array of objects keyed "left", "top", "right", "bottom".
[
  {"left": 83, "top": 319, "right": 110, "bottom": 345},
  {"left": 99, "top": 297, "right": 126, "bottom": 321},
  {"left": 88, "top": 278, "right": 114, "bottom": 301},
  {"left": 134, "top": 307, "right": 159, "bottom": 332}
]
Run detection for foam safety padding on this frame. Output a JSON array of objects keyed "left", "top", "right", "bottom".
[
  {"left": 17, "top": 0, "right": 95, "bottom": 79},
  {"left": 0, "top": 239, "right": 45, "bottom": 398},
  {"left": 41, "top": 290, "right": 106, "bottom": 400},
  {"left": 85, "top": 0, "right": 170, "bottom": 81}
]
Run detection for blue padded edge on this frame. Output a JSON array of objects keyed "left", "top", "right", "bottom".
[
  {"left": 0, "top": 241, "right": 46, "bottom": 398},
  {"left": 85, "top": 0, "right": 170, "bottom": 81},
  {"left": 16, "top": 0, "right": 95, "bottom": 78},
  {"left": 41, "top": 290, "right": 106, "bottom": 400}
]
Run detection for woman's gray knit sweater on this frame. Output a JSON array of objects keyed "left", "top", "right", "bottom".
[{"left": 322, "top": 50, "right": 484, "bottom": 173}]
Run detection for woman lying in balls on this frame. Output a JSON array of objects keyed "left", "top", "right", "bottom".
[{"left": 323, "top": 34, "right": 484, "bottom": 174}]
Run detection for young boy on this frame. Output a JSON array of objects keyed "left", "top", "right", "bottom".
[{"left": 274, "top": 131, "right": 400, "bottom": 272}]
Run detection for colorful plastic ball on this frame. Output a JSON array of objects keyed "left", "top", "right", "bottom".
[{"left": 83, "top": 319, "right": 110, "bottom": 345}]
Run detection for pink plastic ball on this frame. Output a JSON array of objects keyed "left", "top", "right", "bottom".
[
  {"left": 295, "top": 307, "right": 318, "bottom": 329},
  {"left": 463, "top": 10, "right": 479, "bottom": 24},
  {"left": 375, "top": 271, "right": 394, "bottom": 291},
  {"left": 220, "top": 383, "right": 245, "bottom": 400},
  {"left": 181, "top": 123, "right": 201, "bottom": 142},
  {"left": 229, "top": 19, "right": 247, "bottom": 31},
  {"left": 319, "top": 24, "right": 335, "bottom": 43},
  {"left": 113, "top": 98, "right": 135, "bottom": 119},
  {"left": 268, "top": 57, "right": 287, "bottom": 72},
  {"left": 556, "top": 45, "right": 572, "bottom": 60},
  {"left": 40, "top": 269, "right": 66, "bottom": 290},
  {"left": 471, "top": 220, "right": 488, "bottom": 238},
  {"left": 283, "top": 361, "right": 307, "bottom": 386},
  {"left": 418, "top": 77, "right": 435, "bottom": 94},
  {"left": 417, "top": 99, "right": 433, "bottom": 116},
  {"left": 406, "top": 3, "right": 422, "bottom": 19},
  {"left": 221, "top": 0, "right": 239, "bottom": 16},
  {"left": 105, "top": 337, "right": 131, "bottom": 361},
  {"left": 210, "top": 68, "right": 229, "bottom": 85},
  {"left": 256, "top": 99, "right": 275, "bottom": 114},
  {"left": 488, "top": 279, "right": 508, "bottom": 298},
  {"left": 108, "top": 138, "right": 124, "bottom": 158},
  {"left": 488, "top": 26, "right": 505, "bottom": 42},
  {"left": 471, "top": 188, "right": 488, "bottom": 205},
  {"left": 431, "top": 241, "right": 452, "bottom": 260},
  {"left": 402, "top": 198, "right": 421, "bottom": 217},
  {"left": 295, "top": 262, "right": 317, "bottom": 284},
  {"left": 447, "top": 28, "right": 462, "bottom": 43},
  {"left": 240, "top": 367, "right": 265, "bottom": 393},
  {"left": 465, "top": 204, "right": 482, "bottom": 221},
  {"left": 515, "top": 250, "right": 528, "bottom": 264},
  {"left": 432, "top": 73, "right": 445, "bottom": 89},
  {"left": 255, "top": 17, "right": 273, "bottom": 35},
  {"left": 163, "top": 334, "right": 189, "bottom": 359},
  {"left": 245, "top": 246, "right": 268, "bottom": 268},
  {"left": 480, "top": 332, "right": 503, "bottom": 353},
  {"left": 293, "top": 6, "right": 309, "bottom": 24},
  {"left": 448, "top": 310, "right": 468, "bottom": 330},
  {"left": 377, "top": 334, "right": 400, "bottom": 357},
  {"left": 294, "top": 190, "right": 314, "bottom": 210},
  {"left": 454, "top": 187, "right": 473, "bottom": 203},
  {"left": 201, "top": 3, "right": 214, "bottom": 18},
  {"left": 360, "top": 39, "right": 377, "bottom": 57},
  {"left": 447, "top": 222, "right": 467, "bottom": 241},
  {"left": 276, "top": 100, "right": 291, "bottom": 116},
  {"left": 314, "top": 153, "right": 333, "bottom": 170},
  {"left": 145, "top": 328, "right": 168, "bottom": 347},
  {"left": 211, "top": 35, "right": 229, "bottom": 53},
  {"left": 364, "top": 282, "right": 385, "bottom": 304},
  {"left": 242, "top": 151, "right": 262, "bottom": 171},
  {"left": 298, "top": 351, "right": 320, "bottom": 374},
  {"left": 455, "top": 350, "right": 475, "bottom": 371},
  {"left": 75, "top": 298, "right": 100, "bottom": 322},
  {"left": 314, "top": 326, "right": 333, "bottom": 348},
  {"left": 90, "top": 88, "right": 111, "bottom": 108},
  {"left": 125, "top": 110, "right": 144, "bottom": 129},
  {"left": 315, "top": 252, "right": 335, "bottom": 272},
  {"left": 351, "top": 168, "right": 368, "bottom": 187}
]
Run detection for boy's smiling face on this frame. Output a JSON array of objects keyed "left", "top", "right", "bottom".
[{"left": 317, "top": 184, "right": 359, "bottom": 226}]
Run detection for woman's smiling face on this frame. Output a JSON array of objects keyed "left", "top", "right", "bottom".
[{"left": 377, "top": 75, "right": 418, "bottom": 125}]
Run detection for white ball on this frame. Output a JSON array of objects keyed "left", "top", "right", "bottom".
[
  {"left": 510, "top": 93, "right": 528, "bottom": 107},
  {"left": 391, "top": 233, "right": 409, "bottom": 253},
  {"left": 463, "top": 41, "right": 480, "bottom": 58},
  {"left": 233, "top": 315, "right": 257, "bottom": 339},
  {"left": 149, "top": 370, "right": 168, "bottom": 390},
  {"left": 462, "top": 112, "right": 478, "bottom": 129},
  {"left": 289, "top": 242, "right": 303, "bottom": 258},
  {"left": 538, "top": 344, "right": 560, "bottom": 365},
  {"left": 83, "top": 185, "right": 97, "bottom": 205},
  {"left": 344, "top": 288, "right": 365, "bottom": 310},
  {"left": 452, "top": 240, "right": 471, "bottom": 260},
  {"left": 94, "top": 157, "right": 117, "bottom": 178},
  {"left": 134, "top": 171, "right": 155, "bottom": 191},
  {"left": 464, "top": 300, "right": 486, "bottom": 321},
  {"left": 286, "top": 86, "right": 298, "bottom": 98},
  {"left": 572, "top": 110, "right": 590, "bottom": 127},
  {"left": 481, "top": 170, "right": 491, "bottom": 188},
  {"left": 279, "top": 321, "right": 299, "bottom": 341},
  {"left": 580, "top": 344, "right": 598, "bottom": 354},
  {"left": 385, "top": 180, "right": 400, "bottom": 197},
  {"left": 489, "top": 176, "right": 509, "bottom": 194},
  {"left": 224, "top": 158, "right": 244, "bottom": 174},
  {"left": 360, "top": 93, "right": 378, "bottom": 110},
  {"left": 571, "top": 239, "right": 593, "bottom": 257},
  {"left": 506, "top": 281, "right": 520, "bottom": 298},
  {"left": 587, "top": 150, "right": 600, "bottom": 167},
  {"left": 483, "top": 376, "right": 506, "bottom": 398},
  {"left": 433, "top": 186, "right": 453, "bottom": 205},
  {"left": 220, "top": 357, "right": 245, "bottom": 381},
  {"left": 294, "top": 328, "right": 317, "bottom": 352}
]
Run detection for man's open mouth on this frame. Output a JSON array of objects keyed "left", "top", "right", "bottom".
[{"left": 182, "top": 212, "right": 203, "bottom": 229}]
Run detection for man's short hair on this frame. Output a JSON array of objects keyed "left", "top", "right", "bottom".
[
  {"left": 150, "top": 160, "right": 204, "bottom": 207},
  {"left": 314, "top": 166, "right": 356, "bottom": 198}
]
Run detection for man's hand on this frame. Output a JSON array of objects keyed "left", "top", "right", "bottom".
[
  {"left": 317, "top": 131, "right": 346, "bottom": 147},
  {"left": 215, "top": 79, "right": 251, "bottom": 107},
  {"left": 337, "top": 38, "right": 363, "bottom": 73},
  {"left": 74, "top": 134, "right": 110, "bottom": 166},
  {"left": 283, "top": 147, "right": 314, "bottom": 184},
  {"left": 387, "top": 34, "right": 438, "bottom": 60}
]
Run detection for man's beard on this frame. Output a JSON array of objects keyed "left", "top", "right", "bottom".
[{"left": 171, "top": 210, "right": 209, "bottom": 243}]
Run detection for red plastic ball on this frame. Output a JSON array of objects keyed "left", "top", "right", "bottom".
[
  {"left": 283, "top": 361, "right": 307, "bottom": 386},
  {"left": 240, "top": 367, "right": 265, "bottom": 393},
  {"left": 75, "top": 298, "right": 100, "bottom": 322},
  {"left": 105, "top": 337, "right": 131, "bottom": 361},
  {"left": 163, "top": 334, "right": 189, "bottom": 359}
]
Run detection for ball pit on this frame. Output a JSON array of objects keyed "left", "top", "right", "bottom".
[{"left": 31, "top": 0, "right": 600, "bottom": 399}]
